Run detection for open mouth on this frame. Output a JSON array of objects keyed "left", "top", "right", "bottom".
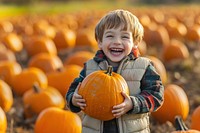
[{"left": 110, "top": 48, "right": 124, "bottom": 56}]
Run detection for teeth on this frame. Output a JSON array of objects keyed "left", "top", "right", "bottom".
[{"left": 110, "top": 48, "right": 123, "bottom": 51}]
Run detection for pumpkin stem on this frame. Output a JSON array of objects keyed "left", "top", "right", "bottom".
[
  {"left": 106, "top": 66, "right": 113, "bottom": 76},
  {"left": 174, "top": 115, "right": 188, "bottom": 131},
  {"left": 33, "top": 82, "right": 41, "bottom": 93}
]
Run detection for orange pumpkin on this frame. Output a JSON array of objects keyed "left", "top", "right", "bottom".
[
  {"left": 23, "top": 83, "right": 65, "bottom": 118},
  {"left": 32, "top": 20, "right": 56, "bottom": 39},
  {"left": 35, "top": 107, "right": 82, "bottom": 133},
  {"left": 0, "top": 48, "right": 16, "bottom": 62},
  {"left": 47, "top": 65, "right": 82, "bottom": 97},
  {"left": 0, "top": 107, "right": 7, "bottom": 133},
  {"left": 144, "top": 22, "right": 170, "bottom": 47},
  {"left": 0, "top": 20, "right": 13, "bottom": 33},
  {"left": 64, "top": 51, "right": 94, "bottom": 67},
  {"left": 75, "top": 28, "right": 97, "bottom": 49},
  {"left": 147, "top": 56, "right": 167, "bottom": 85},
  {"left": 171, "top": 115, "right": 200, "bottom": 133},
  {"left": 162, "top": 39, "right": 189, "bottom": 63},
  {"left": 53, "top": 28, "right": 76, "bottom": 51},
  {"left": 191, "top": 106, "right": 200, "bottom": 130},
  {"left": 164, "top": 17, "right": 187, "bottom": 40},
  {"left": 0, "top": 80, "right": 13, "bottom": 112},
  {"left": 78, "top": 66, "right": 129, "bottom": 121},
  {"left": 28, "top": 53, "right": 63, "bottom": 73},
  {"left": 11, "top": 67, "right": 48, "bottom": 96},
  {"left": 3, "top": 33, "right": 23, "bottom": 52},
  {"left": 185, "top": 24, "right": 200, "bottom": 42},
  {"left": 0, "top": 61, "right": 22, "bottom": 85},
  {"left": 25, "top": 36, "right": 57, "bottom": 57},
  {"left": 152, "top": 84, "right": 189, "bottom": 124}
]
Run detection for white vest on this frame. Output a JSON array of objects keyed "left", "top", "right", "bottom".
[{"left": 82, "top": 57, "right": 151, "bottom": 133}]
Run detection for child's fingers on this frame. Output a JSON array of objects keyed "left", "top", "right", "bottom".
[
  {"left": 75, "top": 82, "right": 82, "bottom": 93},
  {"left": 112, "top": 107, "right": 123, "bottom": 114},
  {"left": 113, "top": 102, "right": 125, "bottom": 109},
  {"left": 78, "top": 102, "right": 86, "bottom": 110},
  {"left": 121, "top": 91, "right": 129, "bottom": 99}
]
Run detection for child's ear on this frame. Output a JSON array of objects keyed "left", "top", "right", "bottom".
[{"left": 98, "top": 40, "right": 102, "bottom": 49}]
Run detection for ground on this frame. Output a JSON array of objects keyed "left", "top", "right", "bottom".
[{"left": 5, "top": 41, "right": 200, "bottom": 133}]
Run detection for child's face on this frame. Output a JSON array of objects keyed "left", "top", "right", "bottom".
[{"left": 98, "top": 27, "right": 134, "bottom": 63}]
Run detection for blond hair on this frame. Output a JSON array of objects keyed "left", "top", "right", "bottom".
[{"left": 95, "top": 9, "right": 144, "bottom": 44}]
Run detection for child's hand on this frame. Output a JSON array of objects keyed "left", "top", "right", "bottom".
[
  {"left": 72, "top": 83, "right": 86, "bottom": 110},
  {"left": 112, "top": 91, "right": 133, "bottom": 118}
]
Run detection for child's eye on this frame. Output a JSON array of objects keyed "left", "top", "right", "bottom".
[
  {"left": 122, "top": 36, "right": 130, "bottom": 39},
  {"left": 106, "top": 35, "right": 113, "bottom": 38}
]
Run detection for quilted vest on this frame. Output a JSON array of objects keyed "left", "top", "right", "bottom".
[{"left": 82, "top": 57, "right": 151, "bottom": 133}]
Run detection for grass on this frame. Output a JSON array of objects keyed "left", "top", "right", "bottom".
[
  {"left": 0, "top": 1, "right": 137, "bottom": 19},
  {"left": 0, "top": 1, "right": 199, "bottom": 19}
]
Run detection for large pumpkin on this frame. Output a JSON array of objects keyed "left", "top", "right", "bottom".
[
  {"left": 0, "top": 107, "right": 7, "bottom": 133},
  {"left": 78, "top": 66, "right": 129, "bottom": 121},
  {"left": 0, "top": 80, "right": 13, "bottom": 112},
  {"left": 152, "top": 84, "right": 189, "bottom": 124},
  {"left": 35, "top": 107, "right": 82, "bottom": 133},
  {"left": 191, "top": 106, "right": 200, "bottom": 130}
]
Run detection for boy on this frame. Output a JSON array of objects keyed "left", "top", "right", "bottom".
[{"left": 66, "top": 9, "right": 164, "bottom": 133}]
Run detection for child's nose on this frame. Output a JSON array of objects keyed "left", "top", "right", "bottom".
[{"left": 113, "top": 37, "right": 122, "bottom": 45}]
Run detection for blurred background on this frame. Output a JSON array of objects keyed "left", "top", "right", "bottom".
[{"left": 0, "top": 0, "right": 200, "bottom": 133}]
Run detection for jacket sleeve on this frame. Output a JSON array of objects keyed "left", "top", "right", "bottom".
[
  {"left": 66, "top": 69, "right": 85, "bottom": 113},
  {"left": 128, "top": 63, "right": 164, "bottom": 114}
]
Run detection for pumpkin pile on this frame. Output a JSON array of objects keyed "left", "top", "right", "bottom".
[{"left": 0, "top": 5, "right": 199, "bottom": 133}]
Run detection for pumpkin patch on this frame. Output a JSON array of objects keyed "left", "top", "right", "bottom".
[{"left": 0, "top": 3, "right": 199, "bottom": 133}]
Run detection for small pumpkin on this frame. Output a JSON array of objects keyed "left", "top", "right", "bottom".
[
  {"left": 23, "top": 83, "right": 65, "bottom": 118},
  {"left": 3, "top": 33, "right": 23, "bottom": 52},
  {"left": 47, "top": 65, "right": 82, "bottom": 97},
  {"left": 28, "top": 53, "right": 63, "bottom": 74},
  {"left": 0, "top": 20, "right": 13, "bottom": 33},
  {"left": 147, "top": 56, "right": 167, "bottom": 85},
  {"left": 185, "top": 24, "right": 200, "bottom": 42},
  {"left": 78, "top": 66, "right": 129, "bottom": 121},
  {"left": 25, "top": 36, "right": 57, "bottom": 57},
  {"left": 75, "top": 28, "right": 97, "bottom": 49},
  {"left": 0, "top": 107, "right": 7, "bottom": 133},
  {"left": 11, "top": 67, "right": 48, "bottom": 96},
  {"left": 171, "top": 115, "right": 200, "bottom": 133},
  {"left": 53, "top": 28, "right": 76, "bottom": 51},
  {"left": 0, "top": 61, "right": 22, "bottom": 85},
  {"left": 151, "top": 84, "right": 189, "bottom": 124},
  {"left": 35, "top": 107, "right": 82, "bottom": 133},
  {"left": 191, "top": 106, "right": 200, "bottom": 130},
  {"left": 0, "top": 80, "right": 13, "bottom": 112},
  {"left": 64, "top": 51, "right": 94, "bottom": 67},
  {"left": 32, "top": 20, "right": 56, "bottom": 39},
  {"left": 162, "top": 39, "right": 189, "bottom": 63},
  {"left": 0, "top": 48, "right": 16, "bottom": 62}
]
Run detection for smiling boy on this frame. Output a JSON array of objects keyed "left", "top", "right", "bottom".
[{"left": 66, "top": 9, "right": 164, "bottom": 133}]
